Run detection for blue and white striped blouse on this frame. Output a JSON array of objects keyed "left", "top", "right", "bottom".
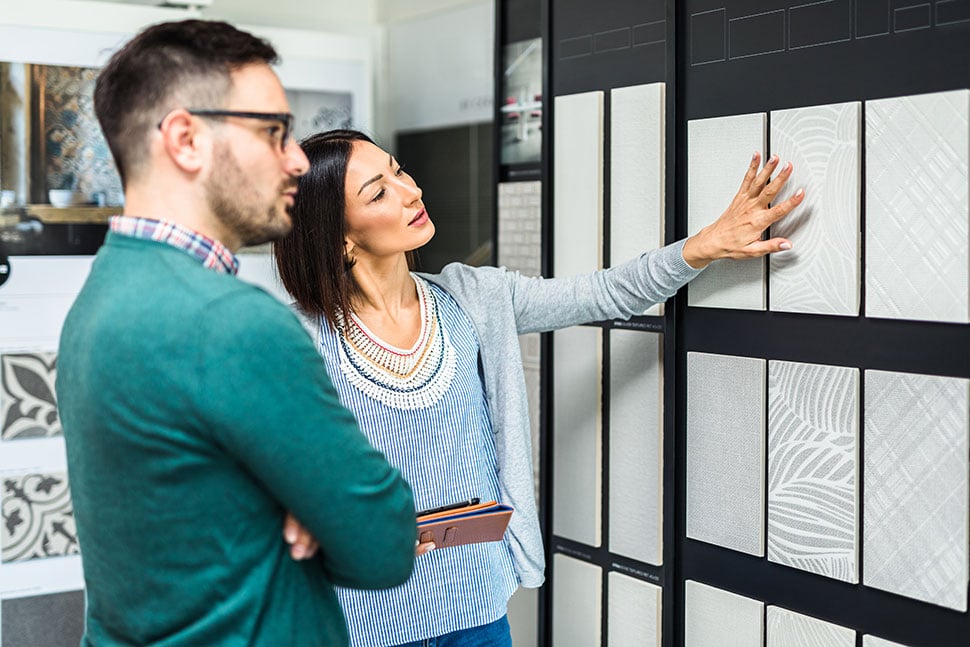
[{"left": 318, "top": 276, "right": 518, "bottom": 647}]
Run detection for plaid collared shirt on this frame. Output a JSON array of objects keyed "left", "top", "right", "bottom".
[{"left": 109, "top": 216, "right": 239, "bottom": 275}]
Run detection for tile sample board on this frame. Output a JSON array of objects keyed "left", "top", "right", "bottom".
[
  {"left": 552, "top": 554, "right": 602, "bottom": 647},
  {"left": 553, "top": 326, "right": 602, "bottom": 546},
  {"left": 1, "top": 471, "right": 79, "bottom": 563},
  {"left": 863, "top": 636, "right": 910, "bottom": 647},
  {"left": 554, "top": 91, "right": 603, "bottom": 278},
  {"left": 608, "top": 330, "right": 662, "bottom": 565},
  {"left": 608, "top": 572, "right": 661, "bottom": 647},
  {"left": 686, "top": 352, "right": 766, "bottom": 556},
  {"left": 684, "top": 580, "right": 763, "bottom": 647},
  {"left": 687, "top": 113, "right": 767, "bottom": 310},
  {"left": 766, "top": 606, "right": 855, "bottom": 647},
  {"left": 864, "top": 370, "right": 970, "bottom": 611},
  {"left": 768, "top": 360, "right": 859, "bottom": 582},
  {"left": 1, "top": 589, "right": 85, "bottom": 647},
  {"left": 1, "top": 352, "right": 60, "bottom": 441},
  {"left": 610, "top": 83, "right": 665, "bottom": 316},
  {"left": 865, "top": 90, "right": 970, "bottom": 323},
  {"left": 769, "top": 102, "right": 861, "bottom": 315}
]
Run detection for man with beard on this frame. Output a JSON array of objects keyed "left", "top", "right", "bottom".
[{"left": 55, "top": 20, "right": 416, "bottom": 646}]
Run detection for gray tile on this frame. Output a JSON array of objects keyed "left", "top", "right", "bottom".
[
  {"left": 686, "top": 352, "right": 766, "bottom": 556},
  {"left": 1, "top": 589, "right": 85, "bottom": 647}
]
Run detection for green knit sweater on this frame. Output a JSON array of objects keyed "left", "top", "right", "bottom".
[{"left": 56, "top": 233, "right": 416, "bottom": 646}]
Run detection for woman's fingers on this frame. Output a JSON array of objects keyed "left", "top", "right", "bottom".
[
  {"left": 748, "top": 153, "right": 780, "bottom": 197},
  {"left": 737, "top": 151, "right": 762, "bottom": 194}
]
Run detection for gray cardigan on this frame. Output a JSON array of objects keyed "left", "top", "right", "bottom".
[{"left": 300, "top": 239, "right": 702, "bottom": 588}]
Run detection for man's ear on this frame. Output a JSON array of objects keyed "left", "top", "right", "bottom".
[{"left": 157, "top": 109, "right": 206, "bottom": 174}]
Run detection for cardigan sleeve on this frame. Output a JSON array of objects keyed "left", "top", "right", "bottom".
[
  {"left": 197, "top": 289, "right": 416, "bottom": 590},
  {"left": 507, "top": 239, "right": 704, "bottom": 334}
]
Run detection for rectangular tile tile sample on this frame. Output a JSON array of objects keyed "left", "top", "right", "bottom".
[
  {"left": 863, "top": 636, "right": 910, "bottom": 647},
  {"left": 1, "top": 352, "right": 61, "bottom": 440},
  {"left": 687, "top": 114, "right": 766, "bottom": 310},
  {"left": 498, "top": 181, "right": 542, "bottom": 277},
  {"left": 684, "top": 580, "right": 763, "bottom": 647},
  {"left": 608, "top": 572, "right": 661, "bottom": 647},
  {"left": 608, "top": 330, "right": 662, "bottom": 565},
  {"left": 864, "top": 370, "right": 970, "bottom": 611},
  {"left": 552, "top": 554, "right": 602, "bottom": 647},
  {"left": 553, "top": 326, "right": 602, "bottom": 546},
  {"left": 770, "top": 101, "right": 861, "bottom": 316},
  {"left": 768, "top": 360, "right": 859, "bottom": 582},
  {"left": 610, "top": 83, "right": 665, "bottom": 316},
  {"left": 554, "top": 91, "right": 603, "bottom": 278},
  {"left": 686, "top": 352, "right": 766, "bottom": 556},
  {"left": 1, "top": 589, "right": 85, "bottom": 647},
  {"left": 865, "top": 90, "right": 970, "bottom": 323},
  {"left": 2, "top": 471, "right": 79, "bottom": 563},
  {"left": 767, "top": 606, "right": 855, "bottom": 647}
]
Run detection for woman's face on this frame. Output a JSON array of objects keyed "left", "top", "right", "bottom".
[{"left": 343, "top": 140, "right": 434, "bottom": 261}]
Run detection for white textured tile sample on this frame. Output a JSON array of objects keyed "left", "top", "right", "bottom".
[
  {"left": 863, "top": 636, "right": 910, "bottom": 647},
  {"left": 684, "top": 580, "right": 763, "bottom": 647},
  {"left": 554, "top": 91, "right": 603, "bottom": 278},
  {"left": 553, "top": 326, "right": 602, "bottom": 546},
  {"left": 865, "top": 90, "right": 970, "bottom": 323},
  {"left": 766, "top": 606, "right": 855, "bottom": 647},
  {"left": 768, "top": 360, "right": 859, "bottom": 582},
  {"left": 769, "top": 101, "right": 861, "bottom": 316},
  {"left": 687, "top": 114, "right": 767, "bottom": 310},
  {"left": 608, "top": 572, "right": 661, "bottom": 647},
  {"left": 686, "top": 352, "right": 766, "bottom": 556},
  {"left": 553, "top": 554, "right": 602, "bottom": 647},
  {"left": 610, "top": 83, "right": 665, "bottom": 316},
  {"left": 609, "top": 330, "right": 662, "bottom": 565},
  {"left": 864, "top": 369, "right": 970, "bottom": 611}
]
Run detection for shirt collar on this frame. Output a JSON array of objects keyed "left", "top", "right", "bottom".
[{"left": 109, "top": 216, "right": 240, "bottom": 276}]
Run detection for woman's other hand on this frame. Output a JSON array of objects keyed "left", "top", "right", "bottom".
[{"left": 681, "top": 152, "right": 804, "bottom": 269}]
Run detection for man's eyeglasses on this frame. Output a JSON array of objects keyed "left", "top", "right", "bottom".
[{"left": 159, "top": 109, "right": 295, "bottom": 151}]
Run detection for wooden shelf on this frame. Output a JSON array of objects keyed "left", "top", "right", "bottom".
[{"left": 24, "top": 204, "right": 118, "bottom": 224}]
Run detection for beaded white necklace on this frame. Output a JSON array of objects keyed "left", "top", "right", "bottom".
[{"left": 335, "top": 275, "right": 456, "bottom": 410}]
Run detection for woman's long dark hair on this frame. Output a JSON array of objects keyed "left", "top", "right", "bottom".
[{"left": 274, "top": 129, "right": 415, "bottom": 330}]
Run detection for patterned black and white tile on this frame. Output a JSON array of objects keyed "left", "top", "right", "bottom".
[
  {"left": 1, "top": 353, "right": 60, "bottom": 441},
  {"left": 1, "top": 471, "right": 79, "bottom": 563}
]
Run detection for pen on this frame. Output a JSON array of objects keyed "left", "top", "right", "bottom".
[{"left": 416, "top": 497, "right": 481, "bottom": 517}]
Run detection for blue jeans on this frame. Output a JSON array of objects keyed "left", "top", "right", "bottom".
[{"left": 394, "top": 615, "right": 512, "bottom": 647}]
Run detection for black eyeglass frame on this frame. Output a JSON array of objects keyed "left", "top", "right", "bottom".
[{"left": 158, "top": 109, "right": 295, "bottom": 150}]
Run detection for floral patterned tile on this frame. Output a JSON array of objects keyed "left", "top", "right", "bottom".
[
  {"left": 2, "top": 471, "right": 79, "bottom": 563},
  {"left": 1, "top": 352, "right": 61, "bottom": 440}
]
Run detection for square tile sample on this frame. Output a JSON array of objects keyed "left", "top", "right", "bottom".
[
  {"left": 863, "top": 636, "right": 909, "bottom": 647},
  {"left": 554, "top": 91, "right": 603, "bottom": 278},
  {"left": 687, "top": 114, "right": 767, "bottom": 310},
  {"left": 1, "top": 352, "right": 61, "bottom": 440},
  {"left": 608, "top": 572, "right": 661, "bottom": 647},
  {"left": 864, "top": 369, "right": 970, "bottom": 611},
  {"left": 1, "top": 589, "right": 85, "bottom": 647},
  {"left": 552, "top": 554, "right": 601, "bottom": 647},
  {"left": 686, "top": 352, "right": 766, "bottom": 556},
  {"left": 610, "top": 83, "right": 665, "bottom": 316},
  {"left": 766, "top": 606, "right": 855, "bottom": 647},
  {"left": 865, "top": 90, "right": 970, "bottom": 323},
  {"left": 2, "top": 471, "right": 79, "bottom": 563},
  {"left": 553, "top": 326, "right": 602, "bottom": 546},
  {"left": 768, "top": 360, "right": 859, "bottom": 582},
  {"left": 608, "top": 330, "right": 662, "bottom": 565},
  {"left": 770, "top": 102, "right": 861, "bottom": 315},
  {"left": 684, "top": 580, "right": 763, "bottom": 647}
]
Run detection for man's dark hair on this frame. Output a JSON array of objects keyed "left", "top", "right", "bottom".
[{"left": 94, "top": 19, "right": 278, "bottom": 186}]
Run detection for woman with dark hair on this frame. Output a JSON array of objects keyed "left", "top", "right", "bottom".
[{"left": 274, "top": 129, "right": 803, "bottom": 646}]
